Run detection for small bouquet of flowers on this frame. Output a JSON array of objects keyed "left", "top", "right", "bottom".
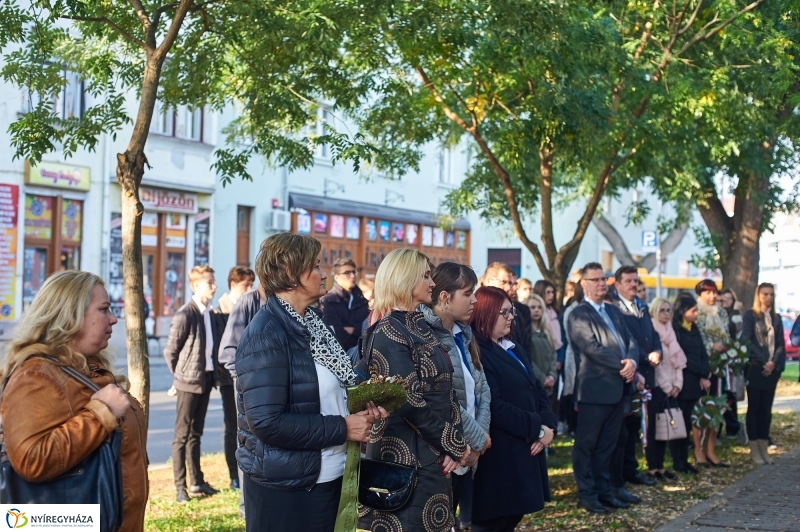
[
  {"left": 691, "top": 394, "right": 728, "bottom": 432},
  {"left": 347, "top": 375, "right": 408, "bottom": 414},
  {"left": 709, "top": 339, "right": 749, "bottom": 378}
]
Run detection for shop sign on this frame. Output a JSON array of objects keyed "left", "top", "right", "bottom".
[
  {"left": 194, "top": 209, "right": 210, "bottom": 266},
  {"left": 108, "top": 213, "right": 124, "bottom": 318},
  {"left": 0, "top": 184, "right": 19, "bottom": 320},
  {"left": 25, "top": 161, "right": 91, "bottom": 191},
  {"left": 140, "top": 187, "right": 198, "bottom": 214},
  {"left": 24, "top": 194, "right": 53, "bottom": 240},
  {"left": 165, "top": 214, "right": 187, "bottom": 248}
]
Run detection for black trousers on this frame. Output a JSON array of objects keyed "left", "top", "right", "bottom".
[
  {"left": 243, "top": 474, "right": 342, "bottom": 532},
  {"left": 746, "top": 386, "right": 776, "bottom": 440},
  {"left": 172, "top": 373, "right": 213, "bottom": 491},
  {"left": 724, "top": 391, "right": 741, "bottom": 436},
  {"left": 671, "top": 397, "right": 696, "bottom": 471},
  {"left": 471, "top": 514, "right": 524, "bottom": 532},
  {"left": 610, "top": 414, "right": 641, "bottom": 488},
  {"left": 220, "top": 383, "right": 238, "bottom": 481},
  {"left": 452, "top": 472, "right": 474, "bottom": 528},
  {"left": 560, "top": 394, "right": 578, "bottom": 433},
  {"left": 573, "top": 400, "right": 624, "bottom": 500}
]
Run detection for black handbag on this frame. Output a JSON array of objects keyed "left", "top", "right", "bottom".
[
  {"left": 0, "top": 358, "right": 124, "bottom": 532},
  {"left": 357, "top": 317, "right": 418, "bottom": 512}
]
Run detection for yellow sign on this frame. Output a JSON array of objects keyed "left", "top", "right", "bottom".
[
  {"left": 0, "top": 184, "right": 19, "bottom": 320},
  {"left": 25, "top": 161, "right": 91, "bottom": 191}
]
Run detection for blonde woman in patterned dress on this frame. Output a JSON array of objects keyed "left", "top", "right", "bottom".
[{"left": 359, "top": 248, "right": 469, "bottom": 532}]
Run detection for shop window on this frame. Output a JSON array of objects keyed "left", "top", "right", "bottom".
[
  {"left": 23, "top": 67, "right": 85, "bottom": 120},
  {"left": 237, "top": 206, "right": 252, "bottom": 267},
  {"left": 22, "top": 194, "right": 83, "bottom": 308},
  {"left": 139, "top": 212, "right": 189, "bottom": 317}
]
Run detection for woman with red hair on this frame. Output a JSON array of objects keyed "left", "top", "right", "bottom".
[{"left": 469, "top": 287, "right": 557, "bottom": 532}]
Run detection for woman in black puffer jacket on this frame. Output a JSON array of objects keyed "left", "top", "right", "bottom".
[{"left": 235, "top": 233, "right": 386, "bottom": 532}]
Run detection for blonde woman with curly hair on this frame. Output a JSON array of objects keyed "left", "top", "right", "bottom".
[{"left": 0, "top": 270, "right": 148, "bottom": 531}]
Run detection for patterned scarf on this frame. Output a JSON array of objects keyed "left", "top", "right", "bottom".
[{"left": 276, "top": 297, "right": 356, "bottom": 386}]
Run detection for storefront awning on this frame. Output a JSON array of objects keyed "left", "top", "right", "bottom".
[{"left": 288, "top": 193, "right": 470, "bottom": 231}]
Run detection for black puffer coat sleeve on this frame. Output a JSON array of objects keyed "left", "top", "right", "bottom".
[{"left": 236, "top": 314, "right": 347, "bottom": 451}]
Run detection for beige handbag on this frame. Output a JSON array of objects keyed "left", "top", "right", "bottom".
[{"left": 655, "top": 400, "right": 687, "bottom": 441}]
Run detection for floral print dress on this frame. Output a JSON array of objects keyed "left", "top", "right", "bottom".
[{"left": 358, "top": 310, "right": 467, "bottom": 532}]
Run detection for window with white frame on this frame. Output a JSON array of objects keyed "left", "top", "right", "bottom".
[
  {"left": 315, "top": 106, "right": 330, "bottom": 159},
  {"left": 150, "top": 100, "right": 203, "bottom": 142},
  {"left": 437, "top": 147, "right": 454, "bottom": 184},
  {"left": 23, "top": 67, "right": 84, "bottom": 120}
]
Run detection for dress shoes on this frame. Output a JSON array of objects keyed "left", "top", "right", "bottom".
[
  {"left": 176, "top": 489, "right": 190, "bottom": 503},
  {"left": 577, "top": 498, "right": 609, "bottom": 514},
  {"left": 612, "top": 487, "right": 641, "bottom": 504},
  {"left": 626, "top": 471, "right": 657, "bottom": 486},
  {"left": 599, "top": 494, "right": 630, "bottom": 509},
  {"left": 674, "top": 464, "right": 699, "bottom": 475},
  {"left": 190, "top": 483, "right": 219, "bottom": 496}
]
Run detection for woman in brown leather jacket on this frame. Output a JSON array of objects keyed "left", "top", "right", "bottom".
[{"left": 0, "top": 270, "right": 148, "bottom": 531}]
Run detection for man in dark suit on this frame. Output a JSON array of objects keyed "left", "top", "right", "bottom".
[
  {"left": 610, "top": 265, "right": 662, "bottom": 494},
  {"left": 321, "top": 258, "right": 370, "bottom": 351},
  {"left": 481, "top": 262, "right": 533, "bottom": 364},
  {"left": 567, "top": 262, "right": 638, "bottom": 514},
  {"left": 164, "top": 265, "right": 223, "bottom": 503}
]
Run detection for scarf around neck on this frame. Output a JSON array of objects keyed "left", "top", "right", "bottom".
[{"left": 276, "top": 296, "right": 357, "bottom": 386}]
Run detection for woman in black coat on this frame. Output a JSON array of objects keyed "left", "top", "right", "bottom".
[
  {"left": 671, "top": 294, "right": 711, "bottom": 474},
  {"left": 470, "top": 286, "right": 556, "bottom": 532},
  {"left": 741, "top": 283, "right": 785, "bottom": 465},
  {"left": 235, "top": 233, "right": 384, "bottom": 532}
]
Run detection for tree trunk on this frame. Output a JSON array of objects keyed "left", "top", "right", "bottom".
[{"left": 118, "top": 151, "right": 150, "bottom": 423}]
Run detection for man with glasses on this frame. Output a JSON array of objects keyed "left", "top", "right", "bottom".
[
  {"left": 481, "top": 263, "right": 533, "bottom": 369},
  {"left": 567, "top": 262, "right": 638, "bottom": 514},
  {"left": 321, "top": 257, "right": 369, "bottom": 351}
]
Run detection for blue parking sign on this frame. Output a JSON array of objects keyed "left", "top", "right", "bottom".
[{"left": 642, "top": 230, "right": 658, "bottom": 253}]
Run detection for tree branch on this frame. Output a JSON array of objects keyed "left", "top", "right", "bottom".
[
  {"left": 675, "top": 0, "right": 765, "bottom": 57},
  {"left": 61, "top": 16, "right": 147, "bottom": 49},
  {"left": 154, "top": 0, "right": 193, "bottom": 62},
  {"left": 696, "top": 186, "right": 734, "bottom": 261},
  {"left": 416, "top": 65, "right": 550, "bottom": 277},
  {"left": 128, "top": 0, "right": 152, "bottom": 32},
  {"left": 592, "top": 212, "right": 638, "bottom": 266}
]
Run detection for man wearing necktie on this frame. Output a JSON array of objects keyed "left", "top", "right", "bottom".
[{"left": 567, "top": 263, "right": 638, "bottom": 514}]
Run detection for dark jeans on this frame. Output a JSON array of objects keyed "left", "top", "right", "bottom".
[
  {"left": 746, "top": 386, "right": 776, "bottom": 440},
  {"left": 671, "top": 397, "right": 696, "bottom": 471},
  {"left": 471, "top": 514, "right": 524, "bottom": 532},
  {"left": 452, "top": 472, "right": 474, "bottom": 528},
  {"left": 610, "top": 414, "right": 641, "bottom": 488},
  {"left": 172, "top": 373, "right": 213, "bottom": 491},
  {"left": 243, "top": 475, "right": 342, "bottom": 532},
  {"left": 220, "top": 383, "right": 238, "bottom": 480},
  {"left": 573, "top": 400, "right": 624, "bottom": 500},
  {"left": 724, "top": 391, "right": 741, "bottom": 436},
  {"left": 645, "top": 387, "right": 676, "bottom": 471}
]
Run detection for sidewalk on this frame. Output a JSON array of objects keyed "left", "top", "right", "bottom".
[{"left": 655, "top": 445, "right": 800, "bottom": 532}]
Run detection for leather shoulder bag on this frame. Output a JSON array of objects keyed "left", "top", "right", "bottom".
[
  {"left": 357, "top": 315, "right": 418, "bottom": 512},
  {"left": 0, "top": 357, "right": 124, "bottom": 532},
  {"left": 655, "top": 397, "right": 688, "bottom": 441}
]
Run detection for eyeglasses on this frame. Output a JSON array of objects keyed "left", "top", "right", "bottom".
[
  {"left": 337, "top": 270, "right": 357, "bottom": 277},
  {"left": 490, "top": 278, "right": 514, "bottom": 287},
  {"left": 583, "top": 277, "right": 608, "bottom": 283},
  {"left": 499, "top": 307, "right": 517, "bottom": 319}
]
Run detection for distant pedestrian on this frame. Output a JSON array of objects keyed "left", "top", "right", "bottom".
[
  {"left": 741, "top": 283, "right": 785, "bottom": 465},
  {"left": 163, "top": 265, "right": 223, "bottom": 502},
  {"left": 525, "top": 294, "right": 557, "bottom": 394},
  {"left": 0, "top": 270, "right": 148, "bottom": 531},
  {"left": 217, "top": 266, "right": 255, "bottom": 315},
  {"left": 516, "top": 278, "right": 533, "bottom": 302},
  {"left": 235, "top": 233, "right": 384, "bottom": 532},
  {"left": 322, "top": 258, "right": 370, "bottom": 351}
]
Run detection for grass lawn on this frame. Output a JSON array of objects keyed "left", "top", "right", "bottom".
[
  {"left": 780, "top": 360, "right": 799, "bottom": 384},
  {"left": 145, "top": 381, "right": 800, "bottom": 532}
]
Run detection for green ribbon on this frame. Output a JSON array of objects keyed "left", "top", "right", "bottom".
[{"left": 334, "top": 441, "right": 361, "bottom": 532}]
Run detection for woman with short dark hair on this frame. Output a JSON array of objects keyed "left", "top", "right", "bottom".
[
  {"left": 671, "top": 294, "right": 711, "bottom": 474},
  {"left": 741, "top": 283, "right": 785, "bottom": 464},
  {"left": 470, "top": 286, "right": 556, "bottom": 532},
  {"left": 235, "top": 233, "right": 386, "bottom": 532}
]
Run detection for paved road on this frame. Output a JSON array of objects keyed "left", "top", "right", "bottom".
[
  {"left": 115, "top": 356, "right": 227, "bottom": 468},
  {"left": 655, "top": 445, "right": 800, "bottom": 532}
]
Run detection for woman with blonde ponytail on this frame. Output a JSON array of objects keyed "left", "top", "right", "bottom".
[{"left": 0, "top": 270, "right": 148, "bottom": 531}]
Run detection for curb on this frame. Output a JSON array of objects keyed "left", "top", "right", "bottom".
[{"left": 653, "top": 445, "right": 800, "bottom": 532}]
